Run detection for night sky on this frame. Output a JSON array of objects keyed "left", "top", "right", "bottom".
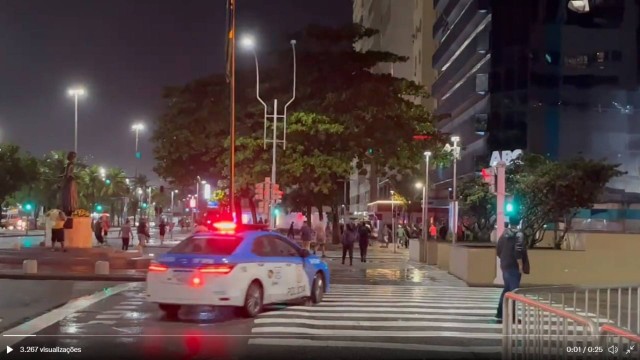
[{"left": 0, "top": 0, "right": 352, "bottom": 182}]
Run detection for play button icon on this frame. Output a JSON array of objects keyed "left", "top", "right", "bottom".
[{"left": 6, "top": 346, "right": 13, "bottom": 354}]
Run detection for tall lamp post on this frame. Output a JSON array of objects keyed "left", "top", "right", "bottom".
[
  {"left": 390, "top": 190, "right": 396, "bottom": 253},
  {"left": 444, "top": 136, "right": 461, "bottom": 243},
  {"left": 68, "top": 87, "right": 86, "bottom": 154},
  {"left": 131, "top": 123, "right": 144, "bottom": 177},
  {"left": 241, "top": 35, "right": 297, "bottom": 230},
  {"left": 423, "top": 151, "right": 432, "bottom": 241}
]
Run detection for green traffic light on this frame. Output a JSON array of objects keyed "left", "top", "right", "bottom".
[
  {"left": 24, "top": 204, "right": 33, "bottom": 211},
  {"left": 105, "top": 179, "right": 111, "bottom": 185},
  {"left": 506, "top": 203, "right": 514, "bottom": 213},
  {"left": 96, "top": 205, "right": 103, "bottom": 212}
]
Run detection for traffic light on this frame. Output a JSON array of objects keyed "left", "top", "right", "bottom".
[
  {"left": 95, "top": 204, "right": 103, "bottom": 212},
  {"left": 505, "top": 197, "right": 518, "bottom": 215},
  {"left": 135, "top": 151, "right": 142, "bottom": 159},
  {"left": 105, "top": 179, "right": 111, "bottom": 185},
  {"left": 141, "top": 203, "right": 148, "bottom": 209},
  {"left": 23, "top": 203, "right": 33, "bottom": 211},
  {"left": 367, "top": 148, "right": 374, "bottom": 156}
]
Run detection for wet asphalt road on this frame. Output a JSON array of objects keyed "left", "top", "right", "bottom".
[{"left": 0, "top": 250, "right": 508, "bottom": 360}]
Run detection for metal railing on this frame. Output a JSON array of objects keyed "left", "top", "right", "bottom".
[{"left": 503, "top": 285, "right": 640, "bottom": 359}]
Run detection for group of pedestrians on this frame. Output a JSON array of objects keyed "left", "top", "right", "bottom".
[
  {"left": 294, "top": 221, "right": 328, "bottom": 258},
  {"left": 90, "top": 217, "right": 173, "bottom": 251},
  {"left": 341, "top": 222, "right": 371, "bottom": 265}
]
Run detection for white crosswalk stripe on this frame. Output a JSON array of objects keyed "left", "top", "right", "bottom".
[{"left": 248, "top": 284, "right": 505, "bottom": 355}]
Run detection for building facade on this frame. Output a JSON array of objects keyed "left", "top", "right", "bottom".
[
  {"left": 431, "top": 0, "right": 640, "bottom": 198},
  {"left": 350, "top": 0, "right": 439, "bottom": 214}
]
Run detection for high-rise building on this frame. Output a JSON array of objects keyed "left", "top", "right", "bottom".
[
  {"left": 350, "top": 0, "right": 439, "bottom": 215},
  {"left": 431, "top": 0, "right": 640, "bottom": 197}
]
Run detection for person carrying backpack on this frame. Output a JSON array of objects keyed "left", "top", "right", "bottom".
[
  {"left": 341, "top": 223, "right": 357, "bottom": 266},
  {"left": 495, "top": 215, "right": 530, "bottom": 323}
]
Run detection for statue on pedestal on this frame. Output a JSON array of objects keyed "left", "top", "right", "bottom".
[{"left": 61, "top": 151, "right": 78, "bottom": 217}]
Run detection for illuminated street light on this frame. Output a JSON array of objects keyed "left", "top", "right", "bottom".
[
  {"left": 240, "top": 35, "right": 255, "bottom": 50},
  {"left": 415, "top": 182, "right": 423, "bottom": 189},
  {"left": 131, "top": 122, "right": 144, "bottom": 175},
  {"left": 68, "top": 86, "right": 86, "bottom": 153}
]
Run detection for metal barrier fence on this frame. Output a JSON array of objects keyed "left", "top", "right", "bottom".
[{"left": 503, "top": 285, "right": 640, "bottom": 359}]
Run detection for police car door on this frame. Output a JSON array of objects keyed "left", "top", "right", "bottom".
[
  {"left": 252, "top": 236, "right": 288, "bottom": 303},
  {"left": 271, "top": 236, "right": 307, "bottom": 300}
]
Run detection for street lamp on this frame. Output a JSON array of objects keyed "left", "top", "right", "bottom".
[
  {"left": 99, "top": 167, "right": 106, "bottom": 179},
  {"left": 171, "top": 190, "right": 178, "bottom": 212},
  {"left": 131, "top": 122, "right": 144, "bottom": 176},
  {"left": 68, "top": 86, "right": 86, "bottom": 154},
  {"left": 423, "top": 151, "right": 432, "bottom": 242},
  {"left": 415, "top": 182, "right": 423, "bottom": 189},
  {"left": 443, "top": 136, "right": 461, "bottom": 243},
  {"left": 243, "top": 35, "right": 297, "bottom": 230}
]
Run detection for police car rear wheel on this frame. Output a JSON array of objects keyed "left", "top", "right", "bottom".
[
  {"left": 311, "top": 273, "right": 324, "bottom": 304},
  {"left": 243, "top": 281, "right": 263, "bottom": 318}
]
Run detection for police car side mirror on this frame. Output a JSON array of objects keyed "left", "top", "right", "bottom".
[{"left": 301, "top": 249, "right": 311, "bottom": 258}]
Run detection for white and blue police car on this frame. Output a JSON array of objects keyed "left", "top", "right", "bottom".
[{"left": 146, "top": 221, "right": 330, "bottom": 318}]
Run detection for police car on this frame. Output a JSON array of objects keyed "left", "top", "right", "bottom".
[{"left": 146, "top": 221, "right": 330, "bottom": 318}]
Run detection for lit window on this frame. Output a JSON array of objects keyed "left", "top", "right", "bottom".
[
  {"left": 596, "top": 52, "right": 606, "bottom": 62},
  {"left": 564, "top": 55, "right": 588, "bottom": 68}
]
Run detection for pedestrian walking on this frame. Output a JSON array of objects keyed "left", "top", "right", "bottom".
[
  {"left": 358, "top": 222, "right": 370, "bottom": 262},
  {"left": 94, "top": 218, "right": 105, "bottom": 246},
  {"left": 51, "top": 210, "right": 67, "bottom": 252},
  {"left": 495, "top": 216, "right": 529, "bottom": 324},
  {"left": 396, "top": 225, "right": 407, "bottom": 249},
  {"left": 300, "top": 221, "right": 312, "bottom": 250},
  {"left": 313, "top": 221, "right": 326, "bottom": 257},
  {"left": 341, "top": 223, "right": 357, "bottom": 266},
  {"left": 287, "top": 222, "right": 295, "bottom": 239},
  {"left": 429, "top": 223, "right": 437, "bottom": 240},
  {"left": 159, "top": 219, "right": 167, "bottom": 245},
  {"left": 119, "top": 219, "right": 133, "bottom": 251},
  {"left": 137, "top": 219, "right": 149, "bottom": 246}
]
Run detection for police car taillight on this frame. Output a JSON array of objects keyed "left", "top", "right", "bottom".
[
  {"left": 148, "top": 263, "right": 168, "bottom": 272},
  {"left": 190, "top": 275, "right": 203, "bottom": 287},
  {"left": 199, "top": 264, "right": 235, "bottom": 274}
]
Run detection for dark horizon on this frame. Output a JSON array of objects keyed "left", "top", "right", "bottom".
[{"left": 0, "top": 0, "right": 352, "bottom": 183}]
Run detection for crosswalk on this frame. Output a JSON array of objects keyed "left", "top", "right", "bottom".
[
  {"left": 249, "top": 284, "right": 503, "bottom": 357},
  {"left": 328, "top": 265, "right": 470, "bottom": 286}
]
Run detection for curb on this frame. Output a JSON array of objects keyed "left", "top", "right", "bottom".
[{"left": 0, "top": 272, "right": 146, "bottom": 282}]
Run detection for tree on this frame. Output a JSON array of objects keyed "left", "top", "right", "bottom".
[
  {"left": 457, "top": 177, "right": 496, "bottom": 242},
  {"left": 152, "top": 24, "right": 442, "bottom": 235},
  {"left": 528, "top": 157, "right": 623, "bottom": 249},
  {"left": 0, "top": 144, "right": 38, "bottom": 219}
]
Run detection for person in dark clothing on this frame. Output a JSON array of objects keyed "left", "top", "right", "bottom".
[
  {"left": 94, "top": 220, "right": 104, "bottom": 245},
  {"left": 287, "top": 222, "right": 295, "bottom": 239},
  {"left": 158, "top": 219, "right": 167, "bottom": 245},
  {"left": 438, "top": 224, "right": 448, "bottom": 241},
  {"left": 357, "top": 222, "right": 370, "bottom": 262},
  {"left": 496, "top": 216, "right": 529, "bottom": 323},
  {"left": 341, "top": 223, "right": 357, "bottom": 266}
]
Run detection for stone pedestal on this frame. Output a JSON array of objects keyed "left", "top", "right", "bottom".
[
  {"left": 409, "top": 238, "right": 422, "bottom": 262},
  {"left": 45, "top": 217, "right": 92, "bottom": 248}
]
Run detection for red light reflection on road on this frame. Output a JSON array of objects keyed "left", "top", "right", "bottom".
[{"left": 143, "top": 327, "right": 229, "bottom": 359}]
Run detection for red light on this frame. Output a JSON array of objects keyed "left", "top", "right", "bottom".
[
  {"left": 213, "top": 221, "right": 236, "bottom": 232},
  {"left": 148, "top": 263, "right": 168, "bottom": 272},
  {"left": 191, "top": 276, "right": 202, "bottom": 287},
  {"left": 199, "top": 264, "right": 235, "bottom": 274}
]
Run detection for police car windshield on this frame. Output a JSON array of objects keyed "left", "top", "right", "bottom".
[{"left": 169, "top": 235, "right": 243, "bottom": 255}]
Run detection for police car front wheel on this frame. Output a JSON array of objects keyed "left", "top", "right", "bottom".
[
  {"left": 242, "top": 281, "right": 263, "bottom": 318},
  {"left": 311, "top": 272, "right": 324, "bottom": 304}
]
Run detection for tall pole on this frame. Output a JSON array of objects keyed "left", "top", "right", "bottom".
[
  {"left": 229, "top": 0, "right": 237, "bottom": 218},
  {"left": 451, "top": 136, "right": 460, "bottom": 244},
  {"left": 391, "top": 191, "right": 396, "bottom": 253},
  {"left": 423, "top": 152, "right": 431, "bottom": 241},
  {"left": 134, "top": 128, "right": 139, "bottom": 177},
  {"left": 74, "top": 94, "right": 78, "bottom": 154},
  {"left": 496, "top": 161, "right": 507, "bottom": 237},
  {"left": 271, "top": 100, "right": 278, "bottom": 230}
]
